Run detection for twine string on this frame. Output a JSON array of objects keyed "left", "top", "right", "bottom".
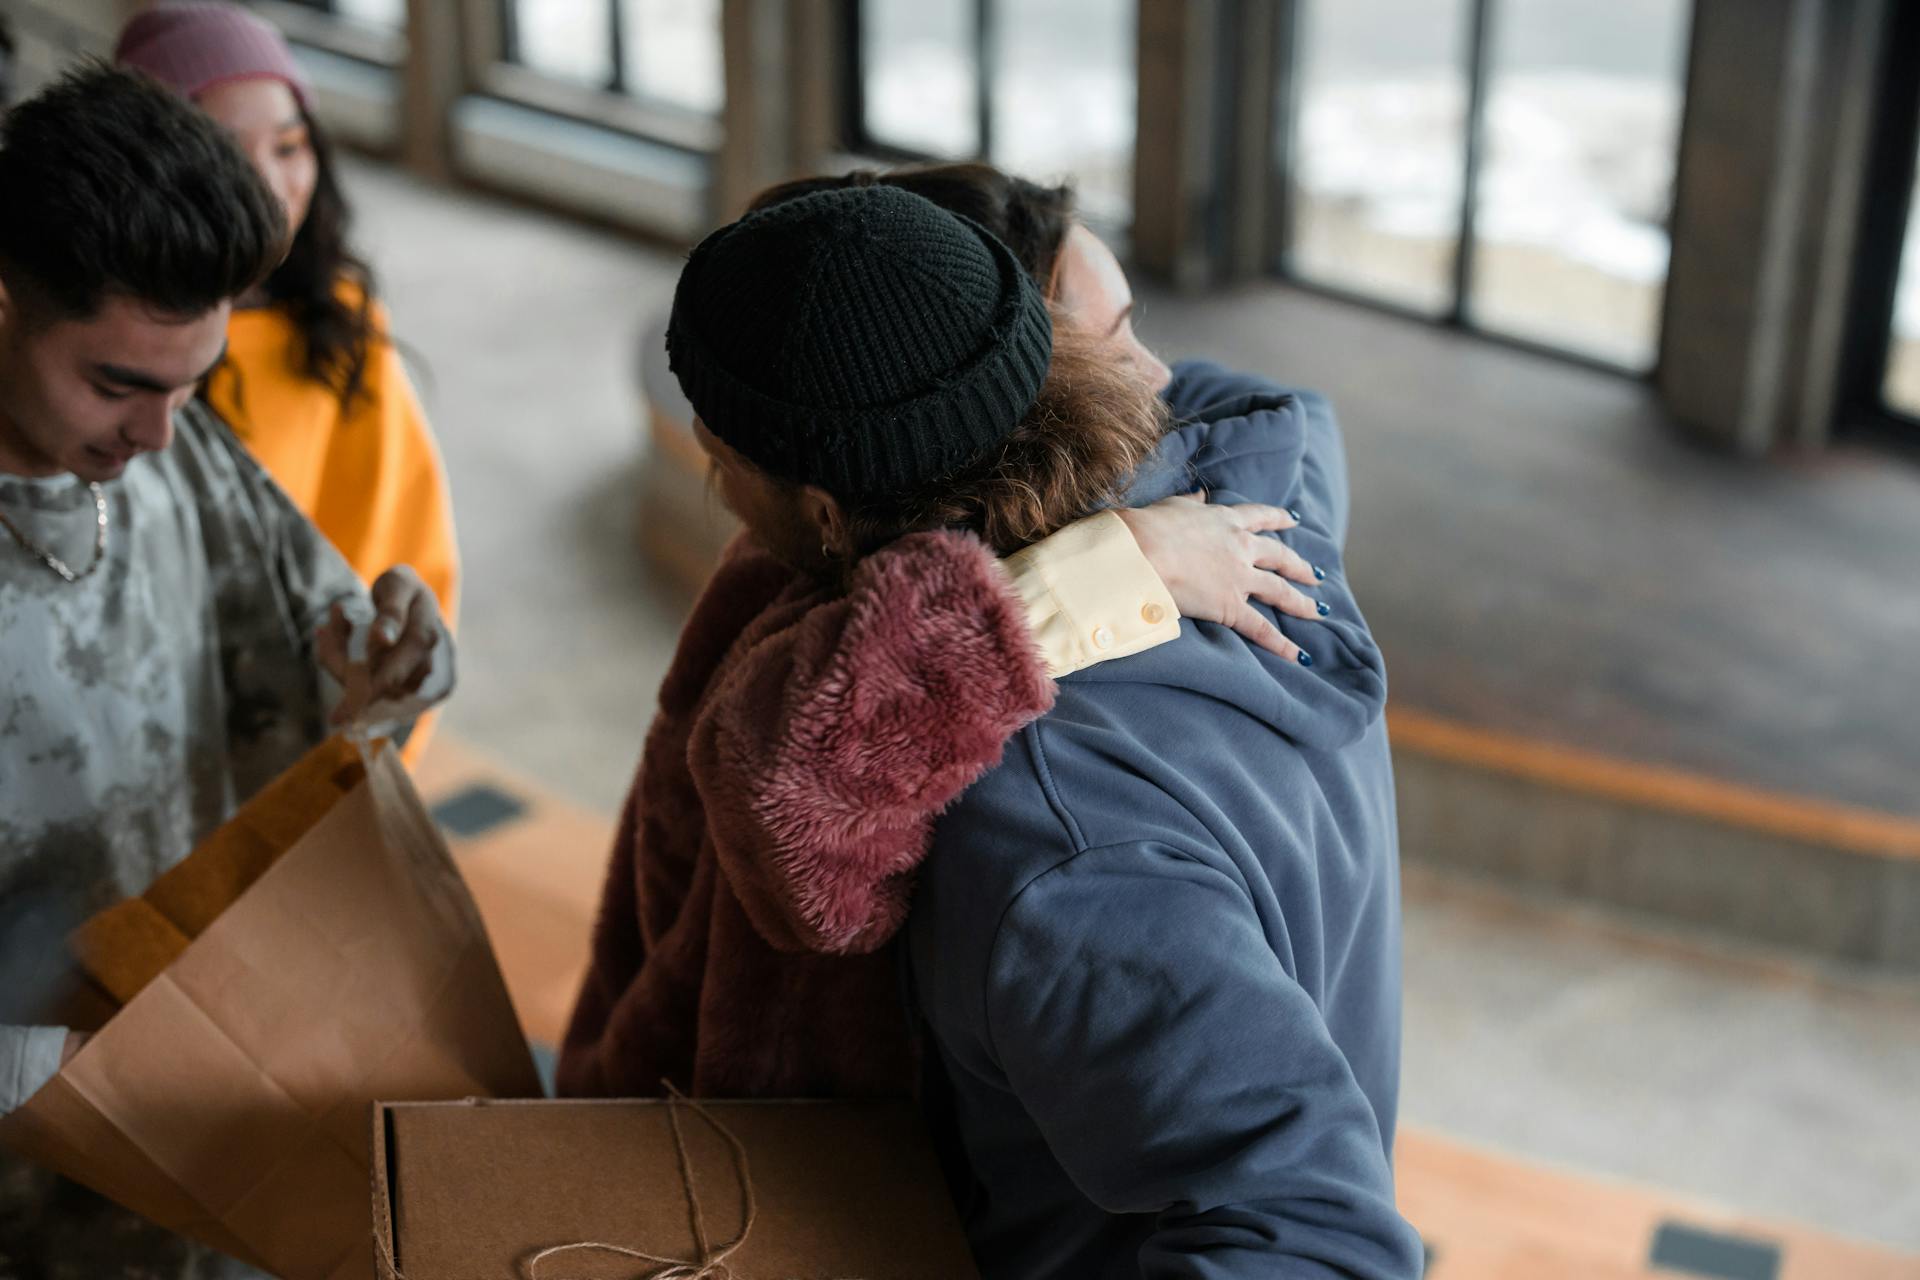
[
  {"left": 525, "top": 1083, "right": 758, "bottom": 1280},
  {"left": 376, "top": 1083, "right": 866, "bottom": 1280}
]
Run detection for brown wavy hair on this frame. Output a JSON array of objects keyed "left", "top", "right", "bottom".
[{"left": 839, "top": 302, "right": 1167, "bottom": 557}]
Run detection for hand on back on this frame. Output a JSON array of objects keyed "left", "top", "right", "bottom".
[{"left": 1118, "top": 493, "right": 1327, "bottom": 666}]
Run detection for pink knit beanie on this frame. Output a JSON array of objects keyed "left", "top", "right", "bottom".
[{"left": 113, "top": 3, "right": 311, "bottom": 108}]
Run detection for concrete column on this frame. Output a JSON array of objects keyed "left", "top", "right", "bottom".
[
  {"left": 785, "top": 0, "right": 846, "bottom": 182},
  {"left": 1658, "top": 0, "right": 1893, "bottom": 452},
  {"left": 1132, "top": 0, "right": 1223, "bottom": 289},
  {"left": 400, "top": 0, "right": 466, "bottom": 180},
  {"left": 1224, "top": 0, "right": 1284, "bottom": 280},
  {"left": 1133, "top": 0, "right": 1282, "bottom": 288},
  {"left": 714, "top": 0, "right": 842, "bottom": 226}
]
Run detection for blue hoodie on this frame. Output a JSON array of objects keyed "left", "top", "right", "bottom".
[{"left": 906, "top": 362, "right": 1422, "bottom": 1279}]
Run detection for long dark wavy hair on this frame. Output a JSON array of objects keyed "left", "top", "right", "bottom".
[{"left": 220, "top": 106, "right": 381, "bottom": 412}]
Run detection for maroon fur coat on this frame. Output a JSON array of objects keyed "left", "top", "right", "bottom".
[{"left": 557, "top": 530, "right": 1055, "bottom": 1098}]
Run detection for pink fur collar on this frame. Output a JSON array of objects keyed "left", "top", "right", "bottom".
[
  {"left": 560, "top": 529, "right": 1055, "bottom": 1099},
  {"left": 691, "top": 529, "right": 1057, "bottom": 954}
]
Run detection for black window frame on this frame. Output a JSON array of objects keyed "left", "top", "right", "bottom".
[
  {"left": 1269, "top": 0, "right": 1696, "bottom": 380},
  {"left": 842, "top": 0, "right": 995, "bottom": 165},
  {"left": 840, "top": 0, "right": 1140, "bottom": 231},
  {"left": 1836, "top": 0, "right": 1920, "bottom": 437}
]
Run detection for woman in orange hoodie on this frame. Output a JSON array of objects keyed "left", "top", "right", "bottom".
[{"left": 116, "top": 3, "right": 458, "bottom": 763}]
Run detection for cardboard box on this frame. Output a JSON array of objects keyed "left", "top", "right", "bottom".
[{"left": 372, "top": 1097, "right": 981, "bottom": 1279}]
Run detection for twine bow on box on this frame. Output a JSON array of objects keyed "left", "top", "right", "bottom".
[{"left": 526, "top": 1085, "right": 775, "bottom": 1280}]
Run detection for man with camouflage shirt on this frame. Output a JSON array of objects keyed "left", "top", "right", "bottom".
[{"left": 0, "top": 66, "right": 454, "bottom": 1276}]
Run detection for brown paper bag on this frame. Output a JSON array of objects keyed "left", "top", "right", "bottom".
[
  {"left": 68, "top": 735, "right": 369, "bottom": 1006},
  {"left": 0, "top": 738, "right": 544, "bottom": 1280},
  {"left": 372, "top": 1097, "right": 983, "bottom": 1279}
]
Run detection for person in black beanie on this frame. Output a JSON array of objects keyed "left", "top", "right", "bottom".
[
  {"left": 572, "top": 181, "right": 1419, "bottom": 1277},
  {"left": 561, "top": 180, "right": 1187, "bottom": 1099},
  {"left": 670, "top": 183, "right": 1053, "bottom": 502},
  {"left": 666, "top": 182, "right": 1170, "bottom": 568}
]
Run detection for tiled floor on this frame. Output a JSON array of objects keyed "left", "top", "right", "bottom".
[
  {"left": 1397, "top": 867, "right": 1920, "bottom": 1251},
  {"left": 415, "top": 739, "right": 1920, "bottom": 1278}
]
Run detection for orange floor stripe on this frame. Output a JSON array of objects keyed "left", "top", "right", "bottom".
[{"left": 1388, "top": 706, "right": 1920, "bottom": 862}]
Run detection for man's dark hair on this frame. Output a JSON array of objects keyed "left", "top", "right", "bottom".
[{"left": 0, "top": 62, "right": 286, "bottom": 323}]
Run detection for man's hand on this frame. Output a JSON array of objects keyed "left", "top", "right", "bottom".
[
  {"left": 1117, "top": 493, "right": 1327, "bottom": 665},
  {"left": 315, "top": 565, "right": 444, "bottom": 726}
]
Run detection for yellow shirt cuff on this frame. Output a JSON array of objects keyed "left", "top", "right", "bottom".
[{"left": 1003, "top": 510, "right": 1182, "bottom": 678}]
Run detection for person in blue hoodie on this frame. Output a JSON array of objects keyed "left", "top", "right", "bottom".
[
  {"left": 666, "top": 181, "right": 1422, "bottom": 1279},
  {"left": 909, "top": 364, "right": 1419, "bottom": 1278},
  {"left": 747, "top": 162, "right": 1418, "bottom": 1278}
]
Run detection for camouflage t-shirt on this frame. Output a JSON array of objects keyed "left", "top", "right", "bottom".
[{"left": 0, "top": 400, "right": 437, "bottom": 1278}]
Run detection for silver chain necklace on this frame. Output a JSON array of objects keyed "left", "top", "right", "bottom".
[{"left": 0, "top": 482, "right": 110, "bottom": 582}]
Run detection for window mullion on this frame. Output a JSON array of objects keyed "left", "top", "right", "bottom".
[
  {"left": 976, "top": 0, "right": 995, "bottom": 160},
  {"left": 497, "top": 0, "right": 520, "bottom": 66},
  {"left": 1451, "top": 0, "right": 1495, "bottom": 327},
  {"left": 607, "top": 0, "right": 629, "bottom": 96}
]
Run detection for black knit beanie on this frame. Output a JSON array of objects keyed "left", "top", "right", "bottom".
[{"left": 665, "top": 184, "right": 1054, "bottom": 499}]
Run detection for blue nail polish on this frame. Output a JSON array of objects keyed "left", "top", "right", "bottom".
[
  {"left": 1312, "top": 565, "right": 1326, "bottom": 581},
  {"left": 1316, "top": 600, "right": 1331, "bottom": 617},
  {"left": 1297, "top": 650, "right": 1314, "bottom": 667},
  {"left": 1288, "top": 508, "right": 1304, "bottom": 522}
]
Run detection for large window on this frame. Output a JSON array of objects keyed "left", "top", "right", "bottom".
[
  {"left": 854, "top": 0, "right": 1136, "bottom": 219},
  {"left": 257, "top": 0, "right": 406, "bottom": 63},
  {"left": 277, "top": 0, "right": 404, "bottom": 27},
  {"left": 500, "top": 0, "right": 722, "bottom": 115},
  {"left": 326, "top": 0, "right": 404, "bottom": 30},
  {"left": 1283, "top": 0, "right": 1469, "bottom": 315},
  {"left": 1281, "top": 0, "right": 1691, "bottom": 371},
  {"left": 860, "top": 0, "right": 978, "bottom": 158}
]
